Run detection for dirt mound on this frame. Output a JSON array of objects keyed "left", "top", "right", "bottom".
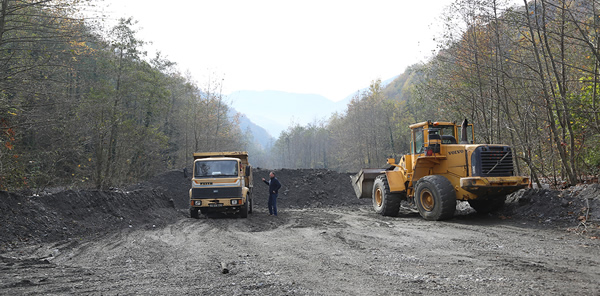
[
  {"left": 0, "top": 168, "right": 369, "bottom": 250},
  {"left": 502, "top": 184, "right": 600, "bottom": 236},
  {"left": 0, "top": 188, "right": 182, "bottom": 251},
  {"left": 2, "top": 168, "right": 599, "bottom": 251},
  {"left": 252, "top": 168, "right": 370, "bottom": 209},
  {"left": 128, "top": 168, "right": 371, "bottom": 210},
  {"left": 127, "top": 169, "right": 191, "bottom": 209}
]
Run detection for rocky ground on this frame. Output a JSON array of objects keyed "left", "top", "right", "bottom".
[{"left": 1, "top": 168, "right": 599, "bottom": 295}]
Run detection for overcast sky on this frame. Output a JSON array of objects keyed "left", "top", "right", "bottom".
[{"left": 99, "top": 0, "right": 458, "bottom": 102}]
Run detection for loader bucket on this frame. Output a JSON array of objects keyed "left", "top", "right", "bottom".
[{"left": 351, "top": 168, "right": 385, "bottom": 199}]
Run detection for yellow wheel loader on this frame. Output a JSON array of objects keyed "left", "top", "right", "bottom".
[{"left": 351, "top": 120, "right": 529, "bottom": 221}]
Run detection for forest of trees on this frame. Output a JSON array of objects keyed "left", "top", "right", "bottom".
[
  {"left": 0, "top": 0, "right": 249, "bottom": 191},
  {"left": 2, "top": 0, "right": 599, "bottom": 191},
  {"left": 270, "top": 0, "right": 600, "bottom": 188}
]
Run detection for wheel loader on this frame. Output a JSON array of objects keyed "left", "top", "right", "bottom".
[{"left": 351, "top": 120, "right": 529, "bottom": 221}]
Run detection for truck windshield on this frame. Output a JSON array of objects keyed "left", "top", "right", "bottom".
[{"left": 195, "top": 160, "right": 238, "bottom": 178}]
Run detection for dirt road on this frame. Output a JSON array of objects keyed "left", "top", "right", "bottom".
[
  {"left": 2, "top": 205, "right": 599, "bottom": 295},
  {"left": 1, "top": 169, "right": 599, "bottom": 295}
]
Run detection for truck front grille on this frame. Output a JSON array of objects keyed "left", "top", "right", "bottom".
[
  {"left": 472, "top": 146, "right": 514, "bottom": 177},
  {"left": 191, "top": 187, "right": 242, "bottom": 199}
]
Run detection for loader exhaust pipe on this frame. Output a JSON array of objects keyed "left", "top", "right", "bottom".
[{"left": 460, "top": 119, "right": 469, "bottom": 144}]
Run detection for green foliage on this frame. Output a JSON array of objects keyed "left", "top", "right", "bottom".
[
  {"left": 4, "top": 0, "right": 600, "bottom": 188},
  {"left": 583, "top": 135, "right": 600, "bottom": 175},
  {"left": 412, "top": 0, "right": 600, "bottom": 184},
  {"left": 0, "top": 1, "right": 246, "bottom": 191}
]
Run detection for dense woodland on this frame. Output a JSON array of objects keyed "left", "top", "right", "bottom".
[
  {"left": 0, "top": 0, "right": 248, "bottom": 190},
  {"left": 1, "top": 0, "right": 599, "bottom": 191}
]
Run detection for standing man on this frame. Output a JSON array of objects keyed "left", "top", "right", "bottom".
[{"left": 262, "top": 171, "right": 281, "bottom": 216}]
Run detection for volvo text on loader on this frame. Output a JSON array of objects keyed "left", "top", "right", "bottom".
[{"left": 351, "top": 120, "right": 529, "bottom": 221}]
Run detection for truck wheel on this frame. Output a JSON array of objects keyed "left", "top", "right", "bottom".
[
  {"left": 414, "top": 175, "right": 456, "bottom": 221},
  {"left": 240, "top": 199, "right": 249, "bottom": 218},
  {"left": 248, "top": 196, "right": 253, "bottom": 214},
  {"left": 190, "top": 208, "right": 199, "bottom": 219},
  {"left": 468, "top": 196, "right": 506, "bottom": 214},
  {"left": 372, "top": 175, "right": 402, "bottom": 216}
]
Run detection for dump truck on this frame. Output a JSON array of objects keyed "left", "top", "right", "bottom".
[
  {"left": 351, "top": 120, "right": 529, "bottom": 221},
  {"left": 189, "top": 151, "right": 253, "bottom": 218}
]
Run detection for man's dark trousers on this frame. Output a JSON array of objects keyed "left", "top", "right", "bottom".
[{"left": 268, "top": 193, "right": 277, "bottom": 216}]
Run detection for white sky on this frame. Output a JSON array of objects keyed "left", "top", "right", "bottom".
[{"left": 98, "top": 0, "right": 455, "bottom": 102}]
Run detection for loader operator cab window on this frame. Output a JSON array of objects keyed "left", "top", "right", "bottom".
[
  {"left": 438, "top": 125, "right": 458, "bottom": 144},
  {"left": 413, "top": 127, "right": 424, "bottom": 154}
]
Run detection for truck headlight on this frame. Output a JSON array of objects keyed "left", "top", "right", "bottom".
[
  {"left": 231, "top": 199, "right": 242, "bottom": 205},
  {"left": 194, "top": 200, "right": 202, "bottom": 206}
]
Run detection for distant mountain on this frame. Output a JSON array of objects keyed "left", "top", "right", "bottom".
[
  {"left": 235, "top": 112, "right": 274, "bottom": 149},
  {"left": 228, "top": 90, "right": 349, "bottom": 137},
  {"left": 227, "top": 76, "right": 399, "bottom": 138}
]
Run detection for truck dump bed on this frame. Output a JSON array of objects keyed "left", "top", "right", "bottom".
[{"left": 193, "top": 151, "right": 249, "bottom": 164}]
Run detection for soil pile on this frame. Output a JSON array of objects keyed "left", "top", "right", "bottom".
[
  {"left": 1, "top": 169, "right": 599, "bottom": 251},
  {"left": 0, "top": 168, "right": 369, "bottom": 250},
  {"left": 127, "top": 169, "right": 192, "bottom": 209},
  {"left": 129, "top": 168, "right": 371, "bottom": 210},
  {"left": 0, "top": 188, "right": 183, "bottom": 251},
  {"left": 252, "top": 168, "right": 371, "bottom": 209},
  {"left": 503, "top": 184, "right": 600, "bottom": 235}
]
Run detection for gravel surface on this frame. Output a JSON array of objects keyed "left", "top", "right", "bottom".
[{"left": 1, "top": 169, "right": 599, "bottom": 295}]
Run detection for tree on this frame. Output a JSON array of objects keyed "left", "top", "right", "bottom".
[
  {"left": 416, "top": 0, "right": 600, "bottom": 186},
  {"left": 0, "top": 0, "right": 93, "bottom": 190}
]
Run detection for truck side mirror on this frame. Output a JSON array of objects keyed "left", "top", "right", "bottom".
[{"left": 246, "top": 165, "right": 252, "bottom": 177}]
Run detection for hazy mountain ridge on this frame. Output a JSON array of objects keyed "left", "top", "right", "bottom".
[
  {"left": 228, "top": 90, "right": 351, "bottom": 137},
  {"left": 234, "top": 111, "right": 274, "bottom": 149},
  {"left": 228, "top": 75, "right": 399, "bottom": 140}
]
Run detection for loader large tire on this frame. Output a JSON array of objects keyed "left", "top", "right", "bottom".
[
  {"left": 468, "top": 196, "right": 506, "bottom": 214},
  {"left": 372, "top": 175, "right": 402, "bottom": 216},
  {"left": 414, "top": 175, "right": 456, "bottom": 221}
]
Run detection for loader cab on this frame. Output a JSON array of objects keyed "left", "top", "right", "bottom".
[
  {"left": 410, "top": 121, "right": 474, "bottom": 156},
  {"left": 410, "top": 121, "right": 461, "bottom": 155}
]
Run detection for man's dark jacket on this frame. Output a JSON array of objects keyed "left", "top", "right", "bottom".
[{"left": 264, "top": 177, "right": 281, "bottom": 194}]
